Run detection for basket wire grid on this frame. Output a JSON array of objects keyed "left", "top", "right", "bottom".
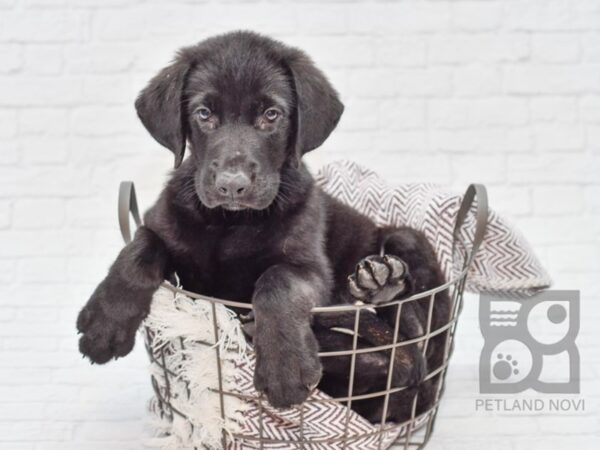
[{"left": 118, "top": 182, "right": 488, "bottom": 450}]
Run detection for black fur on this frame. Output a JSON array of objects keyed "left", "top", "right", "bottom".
[{"left": 77, "top": 31, "right": 449, "bottom": 423}]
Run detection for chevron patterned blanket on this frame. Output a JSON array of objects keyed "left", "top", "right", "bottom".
[
  {"left": 316, "top": 161, "right": 551, "bottom": 292},
  {"left": 144, "top": 161, "right": 550, "bottom": 449}
]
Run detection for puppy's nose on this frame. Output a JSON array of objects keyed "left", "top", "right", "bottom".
[{"left": 215, "top": 171, "right": 251, "bottom": 197}]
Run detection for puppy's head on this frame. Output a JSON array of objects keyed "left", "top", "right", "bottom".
[{"left": 135, "top": 31, "right": 344, "bottom": 211}]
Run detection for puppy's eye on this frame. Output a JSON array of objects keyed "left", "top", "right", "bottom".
[
  {"left": 196, "top": 107, "right": 212, "bottom": 120},
  {"left": 264, "top": 108, "right": 280, "bottom": 122}
]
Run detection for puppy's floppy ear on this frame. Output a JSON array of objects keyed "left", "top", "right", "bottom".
[
  {"left": 135, "top": 56, "right": 190, "bottom": 169},
  {"left": 285, "top": 51, "right": 344, "bottom": 165}
]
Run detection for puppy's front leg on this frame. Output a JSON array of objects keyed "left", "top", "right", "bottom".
[
  {"left": 77, "top": 227, "right": 169, "bottom": 364},
  {"left": 252, "top": 264, "right": 326, "bottom": 408}
]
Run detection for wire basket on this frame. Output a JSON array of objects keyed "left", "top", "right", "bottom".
[{"left": 118, "top": 181, "right": 488, "bottom": 450}]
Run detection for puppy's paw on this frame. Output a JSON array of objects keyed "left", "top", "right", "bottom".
[
  {"left": 77, "top": 284, "right": 147, "bottom": 364},
  {"left": 253, "top": 331, "right": 321, "bottom": 409},
  {"left": 348, "top": 255, "right": 410, "bottom": 304}
]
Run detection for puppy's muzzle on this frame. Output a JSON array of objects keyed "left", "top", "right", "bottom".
[{"left": 215, "top": 170, "right": 252, "bottom": 198}]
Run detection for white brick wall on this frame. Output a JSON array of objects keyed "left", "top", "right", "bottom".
[{"left": 0, "top": 0, "right": 599, "bottom": 448}]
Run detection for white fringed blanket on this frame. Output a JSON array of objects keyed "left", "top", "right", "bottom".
[{"left": 143, "top": 287, "right": 250, "bottom": 449}]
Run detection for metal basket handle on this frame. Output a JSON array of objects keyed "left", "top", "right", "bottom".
[
  {"left": 118, "top": 181, "right": 142, "bottom": 244},
  {"left": 452, "top": 183, "right": 488, "bottom": 270}
]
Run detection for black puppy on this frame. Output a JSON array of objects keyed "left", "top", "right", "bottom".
[{"left": 77, "top": 31, "right": 449, "bottom": 423}]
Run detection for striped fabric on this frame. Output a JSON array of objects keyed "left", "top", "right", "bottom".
[
  {"left": 315, "top": 161, "right": 551, "bottom": 292},
  {"left": 229, "top": 358, "right": 422, "bottom": 449}
]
